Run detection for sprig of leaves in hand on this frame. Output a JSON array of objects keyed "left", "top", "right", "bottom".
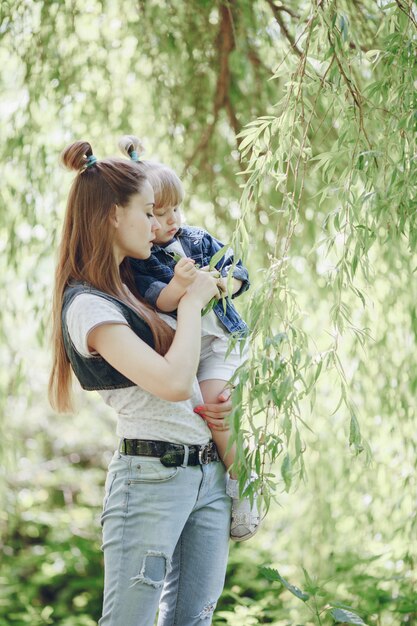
[
  {"left": 200, "top": 244, "right": 230, "bottom": 316},
  {"left": 168, "top": 245, "right": 230, "bottom": 316}
]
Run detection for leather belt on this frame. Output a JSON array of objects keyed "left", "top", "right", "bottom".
[{"left": 119, "top": 439, "right": 219, "bottom": 467}]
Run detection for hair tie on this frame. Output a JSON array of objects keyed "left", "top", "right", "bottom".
[
  {"left": 84, "top": 155, "right": 98, "bottom": 170},
  {"left": 130, "top": 150, "right": 139, "bottom": 162}
]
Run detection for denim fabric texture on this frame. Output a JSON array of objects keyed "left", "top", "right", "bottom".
[
  {"left": 61, "top": 282, "right": 155, "bottom": 391},
  {"left": 129, "top": 225, "right": 250, "bottom": 336},
  {"left": 99, "top": 450, "right": 231, "bottom": 626}
]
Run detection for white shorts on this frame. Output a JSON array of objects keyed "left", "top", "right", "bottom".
[{"left": 197, "top": 335, "right": 249, "bottom": 383}]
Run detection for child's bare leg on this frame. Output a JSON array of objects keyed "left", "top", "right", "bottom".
[
  {"left": 199, "top": 378, "right": 236, "bottom": 477},
  {"left": 200, "top": 379, "right": 261, "bottom": 542}
]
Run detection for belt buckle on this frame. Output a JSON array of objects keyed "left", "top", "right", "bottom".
[{"left": 198, "top": 443, "right": 211, "bottom": 465}]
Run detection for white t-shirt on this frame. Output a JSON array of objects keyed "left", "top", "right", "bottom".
[{"left": 66, "top": 294, "right": 211, "bottom": 444}]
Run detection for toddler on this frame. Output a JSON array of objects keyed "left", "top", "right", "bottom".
[{"left": 119, "top": 136, "right": 260, "bottom": 541}]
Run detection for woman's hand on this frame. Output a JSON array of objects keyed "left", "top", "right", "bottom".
[
  {"left": 199, "top": 265, "right": 225, "bottom": 298},
  {"left": 194, "top": 389, "right": 232, "bottom": 431},
  {"left": 180, "top": 269, "right": 219, "bottom": 309}
]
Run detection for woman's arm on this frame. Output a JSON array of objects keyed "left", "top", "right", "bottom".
[{"left": 88, "top": 272, "right": 218, "bottom": 402}]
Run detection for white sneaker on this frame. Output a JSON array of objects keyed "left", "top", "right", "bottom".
[{"left": 226, "top": 476, "right": 261, "bottom": 542}]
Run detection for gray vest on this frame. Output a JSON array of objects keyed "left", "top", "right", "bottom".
[{"left": 61, "top": 282, "right": 155, "bottom": 391}]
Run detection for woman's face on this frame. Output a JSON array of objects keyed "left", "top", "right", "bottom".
[{"left": 112, "top": 180, "right": 160, "bottom": 263}]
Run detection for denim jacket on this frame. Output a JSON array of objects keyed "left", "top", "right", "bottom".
[
  {"left": 61, "top": 282, "right": 155, "bottom": 391},
  {"left": 130, "top": 225, "right": 249, "bottom": 336}
]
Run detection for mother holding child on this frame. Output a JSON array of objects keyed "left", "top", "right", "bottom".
[{"left": 48, "top": 136, "right": 260, "bottom": 626}]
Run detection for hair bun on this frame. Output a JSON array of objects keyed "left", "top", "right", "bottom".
[
  {"left": 60, "top": 141, "right": 94, "bottom": 172},
  {"left": 118, "top": 135, "right": 146, "bottom": 160}
]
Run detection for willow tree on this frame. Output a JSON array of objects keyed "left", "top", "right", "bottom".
[
  {"left": 229, "top": 0, "right": 417, "bottom": 493},
  {"left": 1, "top": 0, "right": 416, "bottom": 623}
]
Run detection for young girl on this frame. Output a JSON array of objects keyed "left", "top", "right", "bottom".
[
  {"left": 49, "top": 141, "right": 233, "bottom": 626},
  {"left": 119, "top": 135, "right": 260, "bottom": 542}
]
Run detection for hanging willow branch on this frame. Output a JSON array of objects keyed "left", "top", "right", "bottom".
[
  {"left": 183, "top": 1, "right": 240, "bottom": 172},
  {"left": 265, "top": 0, "right": 303, "bottom": 57},
  {"left": 228, "top": 0, "right": 417, "bottom": 503}
]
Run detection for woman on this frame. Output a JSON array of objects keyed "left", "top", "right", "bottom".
[{"left": 49, "top": 141, "right": 232, "bottom": 626}]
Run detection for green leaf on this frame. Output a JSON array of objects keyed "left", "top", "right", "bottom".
[
  {"left": 349, "top": 413, "right": 364, "bottom": 453},
  {"left": 365, "top": 49, "right": 381, "bottom": 61},
  {"left": 295, "top": 430, "right": 303, "bottom": 457},
  {"left": 281, "top": 453, "right": 292, "bottom": 492},
  {"left": 209, "top": 244, "right": 230, "bottom": 270},
  {"left": 259, "top": 567, "right": 310, "bottom": 602},
  {"left": 259, "top": 566, "right": 281, "bottom": 582},
  {"left": 314, "top": 359, "right": 323, "bottom": 383},
  {"left": 201, "top": 298, "right": 216, "bottom": 317},
  {"left": 330, "top": 608, "right": 366, "bottom": 625},
  {"left": 301, "top": 567, "right": 321, "bottom": 595}
]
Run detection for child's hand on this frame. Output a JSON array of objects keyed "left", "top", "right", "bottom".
[
  {"left": 194, "top": 389, "right": 233, "bottom": 431},
  {"left": 173, "top": 257, "right": 197, "bottom": 288}
]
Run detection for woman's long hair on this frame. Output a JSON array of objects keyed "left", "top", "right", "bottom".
[{"left": 49, "top": 140, "right": 174, "bottom": 413}]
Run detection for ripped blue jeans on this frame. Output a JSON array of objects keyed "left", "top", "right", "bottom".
[{"left": 99, "top": 450, "right": 231, "bottom": 626}]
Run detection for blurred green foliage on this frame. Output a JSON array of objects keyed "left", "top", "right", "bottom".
[{"left": 1, "top": 0, "right": 417, "bottom": 624}]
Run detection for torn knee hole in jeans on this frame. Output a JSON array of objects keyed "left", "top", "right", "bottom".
[
  {"left": 196, "top": 601, "right": 216, "bottom": 621},
  {"left": 129, "top": 550, "right": 171, "bottom": 589}
]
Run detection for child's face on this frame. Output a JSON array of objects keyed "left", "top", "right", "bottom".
[{"left": 153, "top": 205, "right": 182, "bottom": 245}]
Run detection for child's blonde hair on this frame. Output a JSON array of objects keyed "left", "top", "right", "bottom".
[{"left": 118, "top": 135, "right": 184, "bottom": 210}]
